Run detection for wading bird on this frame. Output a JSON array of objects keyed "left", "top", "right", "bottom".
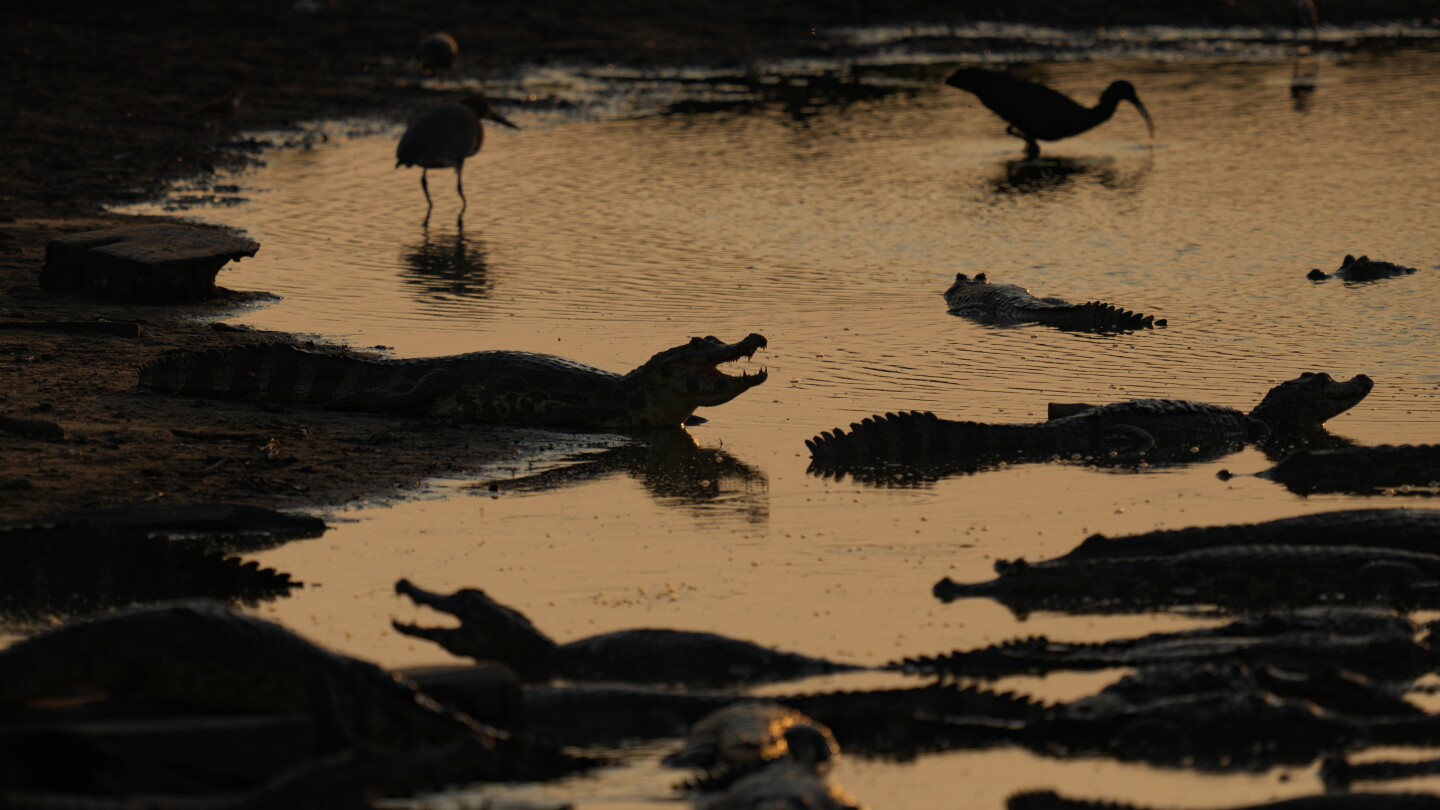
[
  {"left": 418, "top": 31, "right": 459, "bottom": 74},
  {"left": 396, "top": 96, "right": 518, "bottom": 215},
  {"left": 945, "top": 68, "right": 1154, "bottom": 159}
]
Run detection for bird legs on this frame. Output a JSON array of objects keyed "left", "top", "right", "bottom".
[
  {"left": 455, "top": 163, "right": 468, "bottom": 215},
  {"left": 419, "top": 168, "right": 433, "bottom": 211},
  {"left": 1006, "top": 125, "right": 1041, "bottom": 159}
]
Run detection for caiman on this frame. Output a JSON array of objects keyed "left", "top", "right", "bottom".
[
  {"left": 806, "top": 372, "right": 1373, "bottom": 478},
  {"left": 0, "top": 526, "right": 299, "bottom": 625},
  {"left": 0, "top": 601, "right": 591, "bottom": 786},
  {"left": 519, "top": 681, "right": 1043, "bottom": 758},
  {"left": 944, "top": 273, "right": 1165, "bottom": 331},
  {"left": 892, "top": 608, "right": 1436, "bottom": 685},
  {"left": 1246, "top": 444, "right": 1440, "bottom": 497},
  {"left": 1010, "top": 790, "right": 1440, "bottom": 810},
  {"left": 525, "top": 661, "right": 1440, "bottom": 772},
  {"left": 1054, "top": 509, "right": 1440, "bottom": 562},
  {"left": 138, "top": 333, "right": 768, "bottom": 428},
  {"left": 392, "top": 579, "right": 860, "bottom": 687},
  {"left": 0, "top": 502, "right": 326, "bottom": 555},
  {"left": 933, "top": 543, "right": 1440, "bottom": 616},
  {"left": 935, "top": 660, "right": 1440, "bottom": 771},
  {"left": 1308, "top": 255, "right": 1419, "bottom": 282}
]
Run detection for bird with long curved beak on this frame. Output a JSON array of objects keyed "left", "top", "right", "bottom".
[
  {"left": 945, "top": 68, "right": 1154, "bottom": 159},
  {"left": 396, "top": 95, "right": 519, "bottom": 215}
]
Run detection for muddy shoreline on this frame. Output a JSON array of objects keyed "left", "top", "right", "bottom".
[{"left": 2, "top": 0, "right": 1436, "bottom": 522}]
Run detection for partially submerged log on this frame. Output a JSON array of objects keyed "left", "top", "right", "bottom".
[{"left": 40, "top": 223, "right": 259, "bottom": 303}]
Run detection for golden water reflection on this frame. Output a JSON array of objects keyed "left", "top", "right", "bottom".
[{"left": 120, "top": 49, "right": 1440, "bottom": 807}]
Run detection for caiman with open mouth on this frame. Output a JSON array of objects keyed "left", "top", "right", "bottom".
[{"left": 139, "top": 334, "right": 768, "bottom": 428}]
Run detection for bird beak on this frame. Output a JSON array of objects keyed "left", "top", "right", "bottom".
[
  {"left": 486, "top": 111, "right": 520, "bottom": 130},
  {"left": 1131, "top": 98, "right": 1155, "bottom": 141}
]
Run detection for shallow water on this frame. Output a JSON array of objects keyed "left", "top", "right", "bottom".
[{"left": 123, "top": 47, "right": 1440, "bottom": 807}]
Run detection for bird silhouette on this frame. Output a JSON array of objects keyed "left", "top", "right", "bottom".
[
  {"left": 945, "top": 68, "right": 1154, "bottom": 159},
  {"left": 396, "top": 96, "right": 518, "bottom": 218},
  {"left": 418, "top": 31, "right": 459, "bottom": 74}
]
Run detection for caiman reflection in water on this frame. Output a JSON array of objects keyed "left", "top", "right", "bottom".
[
  {"left": 470, "top": 429, "right": 768, "bottom": 522},
  {"left": 401, "top": 222, "right": 490, "bottom": 302}
]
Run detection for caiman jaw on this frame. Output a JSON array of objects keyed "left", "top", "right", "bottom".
[
  {"left": 696, "top": 338, "right": 769, "bottom": 395},
  {"left": 635, "top": 333, "right": 771, "bottom": 413}
]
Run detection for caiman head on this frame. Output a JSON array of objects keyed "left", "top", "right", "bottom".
[
  {"left": 1247, "top": 372, "right": 1374, "bottom": 432},
  {"left": 943, "top": 272, "right": 995, "bottom": 309},
  {"left": 392, "top": 579, "right": 558, "bottom": 680},
  {"left": 944, "top": 272, "right": 990, "bottom": 292},
  {"left": 620, "top": 333, "right": 768, "bottom": 426}
]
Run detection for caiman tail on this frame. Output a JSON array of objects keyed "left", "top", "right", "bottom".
[
  {"left": 1040, "top": 301, "right": 1165, "bottom": 331},
  {"left": 139, "top": 344, "right": 407, "bottom": 405},
  {"left": 806, "top": 411, "right": 961, "bottom": 466}
]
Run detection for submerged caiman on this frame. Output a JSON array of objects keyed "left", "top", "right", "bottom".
[
  {"left": 0, "top": 502, "right": 326, "bottom": 555},
  {"left": 392, "top": 579, "right": 860, "bottom": 687},
  {"left": 806, "top": 372, "right": 1373, "bottom": 481},
  {"left": 936, "top": 659, "right": 1440, "bottom": 771},
  {"left": 1052, "top": 509, "right": 1440, "bottom": 563},
  {"left": 520, "top": 681, "right": 1043, "bottom": 758},
  {"left": 0, "top": 526, "right": 298, "bottom": 626},
  {"left": 0, "top": 601, "right": 592, "bottom": 793},
  {"left": 934, "top": 543, "right": 1440, "bottom": 615},
  {"left": 1308, "top": 254, "right": 1420, "bottom": 282},
  {"left": 1244, "top": 444, "right": 1440, "bottom": 497},
  {"left": 944, "top": 273, "right": 1165, "bottom": 331},
  {"left": 520, "top": 659, "right": 1440, "bottom": 772},
  {"left": 139, "top": 334, "right": 768, "bottom": 428},
  {"left": 893, "top": 607, "right": 1437, "bottom": 685}
]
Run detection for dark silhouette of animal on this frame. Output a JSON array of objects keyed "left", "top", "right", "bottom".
[
  {"left": 139, "top": 334, "right": 768, "bottom": 429},
  {"left": 417, "top": 32, "right": 458, "bottom": 74},
  {"left": 806, "top": 373, "right": 1373, "bottom": 478},
  {"left": 944, "top": 272, "right": 1164, "bottom": 331},
  {"left": 946, "top": 68, "right": 1154, "bottom": 158},
  {"left": 391, "top": 579, "right": 860, "bottom": 687},
  {"left": 396, "top": 96, "right": 518, "bottom": 214},
  {"left": 1307, "top": 255, "right": 1418, "bottom": 282}
]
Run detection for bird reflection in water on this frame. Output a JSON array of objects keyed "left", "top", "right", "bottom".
[
  {"left": 1290, "top": 0, "right": 1320, "bottom": 111},
  {"left": 400, "top": 222, "right": 490, "bottom": 302},
  {"left": 469, "top": 429, "right": 768, "bottom": 523},
  {"left": 988, "top": 152, "right": 1151, "bottom": 198},
  {"left": 992, "top": 156, "right": 1112, "bottom": 196},
  {"left": 1290, "top": 51, "right": 1320, "bottom": 112}
]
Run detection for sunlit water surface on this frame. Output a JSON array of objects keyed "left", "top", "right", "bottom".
[{"left": 120, "top": 48, "right": 1440, "bottom": 808}]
